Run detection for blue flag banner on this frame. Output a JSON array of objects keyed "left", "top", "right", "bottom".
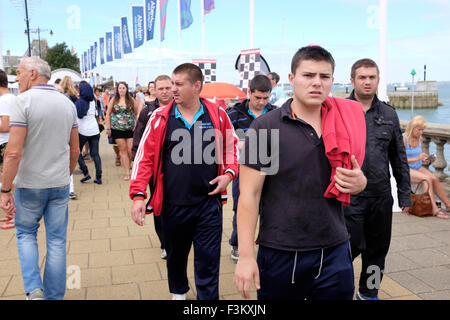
[
  {"left": 132, "top": 6, "right": 145, "bottom": 49},
  {"left": 93, "top": 42, "right": 98, "bottom": 68},
  {"left": 180, "top": 0, "right": 193, "bottom": 30},
  {"left": 87, "top": 48, "right": 91, "bottom": 71},
  {"left": 99, "top": 37, "right": 105, "bottom": 65},
  {"left": 145, "top": 0, "right": 157, "bottom": 41},
  {"left": 90, "top": 45, "right": 95, "bottom": 69},
  {"left": 81, "top": 54, "right": 84, "bottom": 73},
  {"left": 106, "top": 32, "right": 113, "bottom": 62},
  {"left": 83, "top": 51, "right": 87, "bottom": 72},
  {"left": 204, "top": 0, "right": 214, "bottom": 14},
  {"left": 121, "top": 17, "right": 133, "bottom": 54},
  {"left": 113, "top": 26, "right": 122, "bottom": 59}
]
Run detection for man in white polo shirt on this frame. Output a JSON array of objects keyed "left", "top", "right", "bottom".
[{"left": 0, "top": 57, "right": 80, "bottom": 300}]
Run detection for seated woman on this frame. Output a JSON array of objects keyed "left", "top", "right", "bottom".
[{"left": 403, "top": 116, "right": 449, "bottom": 219}]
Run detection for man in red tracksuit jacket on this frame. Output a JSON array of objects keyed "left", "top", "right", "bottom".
[{"left": 130, "top": 63, "right": 239, "bottom": 300}]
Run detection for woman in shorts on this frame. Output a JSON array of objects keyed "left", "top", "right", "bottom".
[{"left": 105, "top": 82, "right": 139, "bottom": 180}]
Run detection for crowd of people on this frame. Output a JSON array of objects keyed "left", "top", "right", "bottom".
[{"left": 0, "top": 45, "right": 449, "bottom": 301}]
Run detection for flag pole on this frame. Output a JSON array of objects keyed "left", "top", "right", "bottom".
[
  {"left": 177, "top": 0, "right": 182, "bottom": 55},
  {"left": 250, "top": 0, "right": 254, "bottom": 49},
  {"left": 0, "top": 31, "right": 4, "bottom": 71},
  {"left": 378, "top": 0, "right": 388, "bottom": 101},
  {"left": 201, "top": 0, "right": 206, "bottom": 58},
  {"left": 158, "top": 0, "right": 163, "bottom": 75}
]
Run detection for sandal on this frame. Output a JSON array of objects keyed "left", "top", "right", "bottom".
[
  {"left": 123, "top": 175, "right": 130, "bottom": 181},
  {"left": 433, "top": 209, "right": 449, "bottom": 219},
  {"left": 115, "top": 158, "right": 121, "bottom": 166}
]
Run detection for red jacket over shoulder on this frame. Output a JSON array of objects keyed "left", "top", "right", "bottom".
[
  {"left": 321, "top": 97, "right": 366, "bottom": 206},
  {"left": 129, "top": 98, "right": 239, "bottom": 216}
]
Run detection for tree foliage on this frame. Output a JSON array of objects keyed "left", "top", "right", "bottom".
[{"left": 45, "top": 42, "right": 80, "bottom": 73}]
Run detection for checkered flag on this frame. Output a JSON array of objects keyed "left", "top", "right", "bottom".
[
  {"left": 192, "top": 59, "right": 217, "bottom": 83},
  {"left": 236, "top": 49, "right": 270, "bottom": 95}
]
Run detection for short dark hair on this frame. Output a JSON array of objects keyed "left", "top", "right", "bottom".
[
  {"left": 351, "top": 58, "right": 379, "bottom": 79},
  {"left": 94, "top": 86, "right": 102, "bottom": 93},
  {"left": 154, "top": 74, "right": 172, "bottom": 84},
  {"left": 267, "top": 72, "right": 280, "bottom": 84},
  {"left": 0, "top": 69, "right": 8, "bottom": 88},
  {"left": 173, "top": 63, "right": 204, "bottom": 87},
  {"left": 249, "top": 74, "right": 272, "bottom": 93},
  {"left": 291, "top": 46, "right": 335, "bottom": 75},
  {"left": 54, "top": 78, "right": 62, "bottom": 85}
]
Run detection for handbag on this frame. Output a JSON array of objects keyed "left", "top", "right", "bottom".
[{"left": 409, "top": 180, "right": 433, "bottom": 217}]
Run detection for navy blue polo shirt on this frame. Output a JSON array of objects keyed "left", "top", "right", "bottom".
[{"left": 162, "top": 103, "right": 219, "bottom": 206}]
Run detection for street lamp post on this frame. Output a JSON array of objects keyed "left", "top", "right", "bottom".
[
  {"left": 24, "top": 0, "right": 31, "bottom": 57},
  {"left": 24, "top": 27, "right": 53, "bottom": 58},
  {"left": 411, "top": 68, "right": 416, "bottom": 118}
]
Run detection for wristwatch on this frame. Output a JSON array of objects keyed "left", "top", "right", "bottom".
[{"left": 1, "top": 188, "right": 11, "bottom": 193}]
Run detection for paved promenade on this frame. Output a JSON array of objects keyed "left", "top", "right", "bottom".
[{"left": 0, "top": 134, "right": 449, "bottom": 300}]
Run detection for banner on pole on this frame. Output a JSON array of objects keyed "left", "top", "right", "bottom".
[
  {"left": 132, "top": 6, "right": 145, "bottom": 49},
  {"left": 93, "top": 42, "right": 98, "bottom": 68},
  {"left": 121, "top": 17, "right": 133, "bottom": 54},
  {"left": 160, "top": 0, "right": 169, "bottom": 41},
  {"left": 145, "top": 0, "right": 157, "bottom": 41},
  {"left": 180, "top": 0, "right": 193, "bottom": 30},
  {"left": 99, "top": 38, "right": 105, "bottom": 65},
  {"left": 113, "top": 26, "right": 122, "bottom": 59},
  {"left": 106, "top": 32, "right": 113, "bottom": 62},
  {"left": 204, "top": 0, "right": 215, "bottom": 14}
]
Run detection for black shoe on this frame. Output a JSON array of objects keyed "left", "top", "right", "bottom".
[
  {"left": 80, "top": 175, "right": 91, "bottom": 183},
  {"left": 94, "top": 179, "right": 102, "bottom": 185}
]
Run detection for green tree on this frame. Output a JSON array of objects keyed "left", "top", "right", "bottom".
[
  {"left": 9, "top": 68, "right": 17, "bottom": 76},
  {"left": 45, "top": 42, "right": 80, "bottom": 73}
]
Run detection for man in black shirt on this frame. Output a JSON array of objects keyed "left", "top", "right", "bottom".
[
  {"left": 344, "top": 59, "right": 411, "bottom": 300},
  {"left": 233, "top": 46, "right": 367, "bottom": 300},
  {"left": 226, "top": 75, "right": 276, "bottom": 263}
]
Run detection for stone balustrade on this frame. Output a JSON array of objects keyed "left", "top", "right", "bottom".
[{"left": 400, "top": 120, "right": 450, "bottom": 193}]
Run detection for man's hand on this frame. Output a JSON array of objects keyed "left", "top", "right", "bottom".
[
  {"left": 131, "top": 199, "right": 146, "bottom": 226},
  {"left": 208, "top": 174, "right": 232, "bottom": 196},
  {"left": 401, "top": 206, "right": 411, "bottom": 214},
  {"left": 335, "top": 155, "right": 367, "bottom": 195},
  {"left": 1, "top": 193, "right": 16, "bottom": 217},
  {"left": 233, "top": 257, "right": 260, "bottom": 299}
]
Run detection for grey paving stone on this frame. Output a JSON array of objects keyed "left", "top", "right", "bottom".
[
  {"left": 389, "top": 234, "right": 443, "bottom": 253},
  {"left": 409, "top": 267, "right": 450, "bottom": 291},
  {"left": 385, "top": 252, "right": 418, "bottom": 273},
  {"left": 419, "top": 290, "right": 450, "bottom": 300},
  {"left": 426, "top": 230, "right": 450, "bottom": 245},
  {"left": 387, "top": 271, "right": 434, "bottom": 294},
  {"left": 400, "top": 248, "right": 450, "bottom": 268}
]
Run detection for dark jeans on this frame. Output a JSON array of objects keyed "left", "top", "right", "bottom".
[
  {"left": 344, "top": 194, "right": 394, "bottom": 298},
  {"left": 78, "top": 133, "right": 102, "bottom": 179}
]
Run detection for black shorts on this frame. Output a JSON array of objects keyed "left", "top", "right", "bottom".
[{"left": 111, "top": 129, "right": 133, "bottom": 140}]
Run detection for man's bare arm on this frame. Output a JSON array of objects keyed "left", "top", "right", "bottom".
[
  {"left": 234, "top": 164, "right": 266, "bottom": 299},
  {"left": 69, "top": 128, "right": 80, "bottom": 175}
]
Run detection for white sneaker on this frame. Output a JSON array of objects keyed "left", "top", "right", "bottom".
[
  {"left": 161, "top": 249, "right": 167, "bottom": 260},
  {"left": 172, "top": 293, "right": 186, "bottom": 300}
]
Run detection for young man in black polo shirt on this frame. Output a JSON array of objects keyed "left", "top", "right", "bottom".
[
  {"left": 226, "top": 75, "right": 276, "bottom": 263},
  {"left": 233, "top": 46, "right": 367, "bottom": 300}
]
